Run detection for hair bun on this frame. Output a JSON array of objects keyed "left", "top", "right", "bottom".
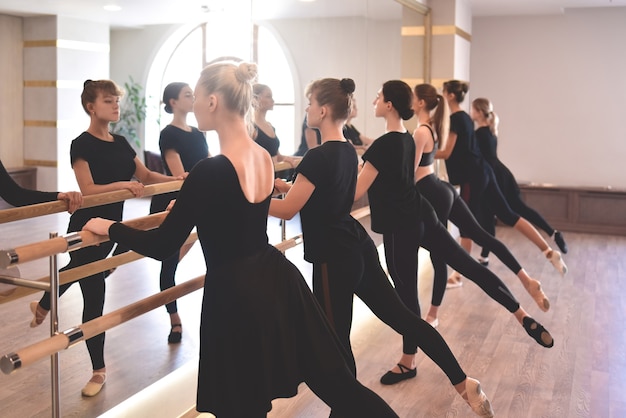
[
  {"left": 84, "top": 79, "right": 94, "bottom": 88},
  {"left": 235, "top": 62, "right": 258, "bottom": 83},
  {"left": 340, "top": 78, "right": 355, "bottom": 94}
]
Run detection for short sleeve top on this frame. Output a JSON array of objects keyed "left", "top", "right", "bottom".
[
  {"left": 159, "top": 125, "right": 208, "bottom": 174},
  {"left": 361, "top": 131, "right": 419, "bottom": 233},
  {"left": 295, "top": 141, "right": 369, "bottom": 262},
  {"left": 446, "top": 111, "right": 482, "bottom": 185},
  {"left": 67, "top": 132, "right": 136, "bottom": 231}
]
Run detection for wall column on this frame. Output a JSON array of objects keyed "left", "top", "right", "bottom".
[
  {"left": 23, "top": 16, "right": 110, "bottom": 191},
  {"left": 429, "top": 0, "right": 472, "bottom": 93}
]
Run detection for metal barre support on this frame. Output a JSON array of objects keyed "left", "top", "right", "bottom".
[
  {"left": 0, "top": 249, "right": 18, "bottom": 269},
  {"left": 0, "top": 275, "right": 50, "bottom": 291},
  {"left": 62, "top": 327, "right": 84, "bottom": 348},
  {"left": 0, "top": 353, "right": 21, "bottom": 374},
  {"left": 64, "top": 233, "right": 83, "bottom": 251}
]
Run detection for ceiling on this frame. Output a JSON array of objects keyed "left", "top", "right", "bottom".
[{"left": 0, "top": 0, "right": 624, "bottom": 28}]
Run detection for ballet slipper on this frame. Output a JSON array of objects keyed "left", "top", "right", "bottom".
[
  {"left": 29, "top": 301, "right": 48, "bottom": 328},
  {"left": 524, "top": 279, "right": 550, "bottom": 312},
  {"left": 460, "top": 377, "right": 494, "bottom": 417},
  {"left": 81, "top": 371, "right": 107, "bottom": 397},
  {"left": 523, "top": 316, "right": 554, "bottom": 348}
]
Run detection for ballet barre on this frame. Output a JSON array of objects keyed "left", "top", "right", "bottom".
[
  {"left": 0, "top": 232, "right": 198, "bottom": 303},
  {"left": 0, "top": 212, "right": 168, "bottom": 269},
  {"left": 0, "top": 180, "right": 183, "bottom": 224},
  {"left": 0, "top": 275, "right": 205, "bottom": 374},
  {"left": 0, "top": 205, "right": 371, "bottom": 373}
]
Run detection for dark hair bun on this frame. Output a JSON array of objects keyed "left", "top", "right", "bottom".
[
  {"left": 340, "top": 78, "right": 355, "bottom": 94},
  {"left": 162, "top": 82, "right": 188, "bottom": 114},
  {"left": 84, "top": 79, "right": 93, "bottom": 88},
  {"left": 400, "top": 108, "right": 415, "bottom": 121}
]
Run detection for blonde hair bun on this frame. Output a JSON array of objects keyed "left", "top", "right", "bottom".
[{"left": 235, "top": 62, "right": 258, "bottom": 84}]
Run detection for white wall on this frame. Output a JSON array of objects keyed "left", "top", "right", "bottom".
[{"left": 471, "top": 7, "right": 626, "bottom": 189}]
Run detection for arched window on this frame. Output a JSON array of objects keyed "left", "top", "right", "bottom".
[{"left": 145, "top": 20, "right": 296, "bottom": 156}]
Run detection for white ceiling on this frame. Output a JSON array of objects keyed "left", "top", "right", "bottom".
[{"left": 0, "top": 0, "right": 624, "bottom": 28}]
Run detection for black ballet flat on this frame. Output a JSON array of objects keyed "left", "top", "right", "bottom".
[
  {"left": 554, "top": 231, "right": 568, "bottom": 254},
  {"left": 168, "top": 324, "right": 182, "bottom": 344},
  {"left": 523, "top": 317, "right": 554, "bottom": 348},
  {"left": 380, "top": 363, "right": 417, "bottom": 385}
]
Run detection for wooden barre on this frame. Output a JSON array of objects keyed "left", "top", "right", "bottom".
[
  {"left": 273, "top": 206, "right": 369, "bottom": 253},
  {"left": 0, "top": 212, "right": 167, "bottom": 269},
  {"left": 0, "top": 206, "right": 372, "bottom": 374},
  {"left": 0, "top": 232, "right": 199, "bottom": 304},
  {"left": 0, "top": 275, "right": 205, "bottom": 374},
  {"left": 0, "top": 180, "right": 183, "bottom": 225}
]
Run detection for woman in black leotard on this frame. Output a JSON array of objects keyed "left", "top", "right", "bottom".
[
  {"left": 149, "top": 82, "right": 210, "bottom": 344},
  {"left": 412, "top": 83, "right": 550, "bottom": 326},
  {"left": 436, "top": 80, "right": 567, "bottom": 288},
  {"left": 471, "top": 97, "right": 568, "bottom": 257},
  {"left": 270, "top": 78, "right": 494, "bottom": 417},
  {"left": 83, "top": 61, "right": 399, "bottom": 418},
  {"left": 0, "top": 159, "right": 82, "bottom": 212},
  {"left": 355, "top": 80, "right": 554, "bottom": 389}
]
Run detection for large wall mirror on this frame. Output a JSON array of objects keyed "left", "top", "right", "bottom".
[{"left": 143, "top": 0, "right": 431, "bottom": 155}]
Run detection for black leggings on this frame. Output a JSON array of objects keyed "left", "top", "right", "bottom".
[
  {"left": 416, "top": 174, "right": 523, "bottom": 306},
  {"left": 313, "top": 239, "right": 467, "bottom": 385},
  {"left": 383, "top": 202, "right": 521, "bottom": 354},
  {"left": 304, "top": 366, "right": 399, "bottom": 418},
  {"left": 481, "top": 172, "right": 555, "bottom": 258},
  {"left": 150, "top": 193, "right": 181, "bottom": 314},
  {"left": 39, "top": 242, "right": 115, "bottom": 370},
  {"left": 461, "top": 163, "right": 520, "bottom": 234}
]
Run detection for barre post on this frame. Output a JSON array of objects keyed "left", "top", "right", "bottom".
[{"left": 49, "top": 232, "right": 61, "bottom": 418}]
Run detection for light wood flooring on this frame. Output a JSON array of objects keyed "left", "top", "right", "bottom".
[{"left": 0, "top": 197, "right": 624, "bottom": 417}]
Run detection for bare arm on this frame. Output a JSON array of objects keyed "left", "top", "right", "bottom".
[
  {"left": 276, "top": 152, "right": 302, "bottom": 168},
  {"left": 73, "top": 159, "right": 145, "bottom": 197},
  {"left": 269, "top": 174, "right": 315, "bottom": 220},
  {"left": 354, "top": 161, "right": 378, "bottom": 202},
  {"left": 133, "top": 156, "right": 186, "bottom": 185},
  {"left": 435, "top": 130, "right": 457, "bottom": 160},
  {"left": 162, "top": 150, "right": 185, "bottom": 177}
]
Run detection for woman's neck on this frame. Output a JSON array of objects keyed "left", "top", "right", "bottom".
[
  {"left": 87, "top": 121, "right": 112, "bottom": 141},
  {"left": 385, "top": 117, "right": 405, "bottom": 133},
  {"left": 418, "top": 109, "right": 430, "bottom": 125},
  {"left": 170, "top": 112, "right": 190, "bottom": 131},
  {"left": 254, "top": 109, "right": 267, "bottom": 124},
  {"left": 217, "top": 117, "right": 252, "bottom": 153},
  {"left": 449, "top": 102, "right": 462, "bottom": 113},
  {"left": 319, "top": 123, "right": 346, "bottom": 143}
]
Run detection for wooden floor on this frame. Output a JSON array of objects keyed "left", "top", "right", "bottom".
[{"left": 0, "top": 197, "right": 624, "bottom": 417}]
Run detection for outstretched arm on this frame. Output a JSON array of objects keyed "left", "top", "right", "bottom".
[
  {"left": 269, "top": 174, "right": 315, "bottom": 220},
  {"left": 435, "top": 131, "right": 457, "bottom": 160}
]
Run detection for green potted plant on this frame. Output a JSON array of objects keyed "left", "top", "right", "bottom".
[{"left": 110, "top": 76, "right": 147, "bottom": 152}]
